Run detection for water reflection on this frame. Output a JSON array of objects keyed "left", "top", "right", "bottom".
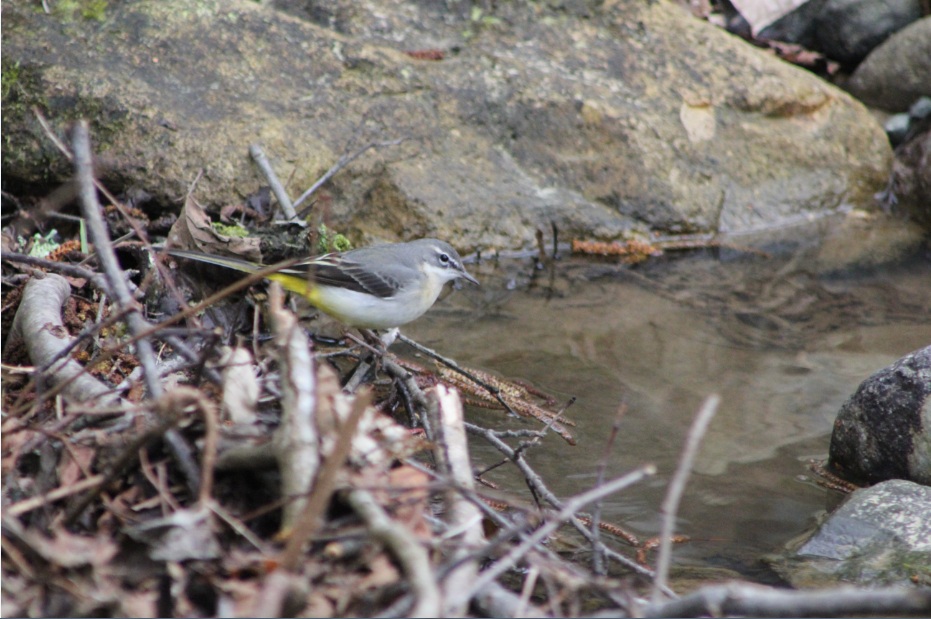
[{"left": 403, "top": 230, "right": 931, "bottom": 579}]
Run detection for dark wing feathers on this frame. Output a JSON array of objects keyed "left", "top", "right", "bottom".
[{"left": 283, "top": 254, "right": 400, "bottom": 298}]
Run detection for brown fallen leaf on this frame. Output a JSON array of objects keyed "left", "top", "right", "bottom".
[{"left": 165, "top": 193, "right": 262, "bottom": 261}]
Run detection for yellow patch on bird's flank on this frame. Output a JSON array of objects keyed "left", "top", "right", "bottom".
[{"left": 267, "top": 272, "right": 312, "bottom": 298}]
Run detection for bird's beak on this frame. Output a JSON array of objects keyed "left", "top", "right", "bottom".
[{"left": 460, "top": 269, "right": 480, "bottom": 286}]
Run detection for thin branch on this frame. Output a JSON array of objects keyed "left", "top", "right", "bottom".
[
  {"left": 6, "top": 474, "right": 106, "bottom": 517},
  {"left": 346, "top": 488, "right": 441, "bottom": 618},
  {"left": 4, "top": 275, "right": 124, "bottom": 408},
  {"left": 278, "top": 389, "right": 372, "bottom": 571},
  {"left": 269, "top": 283, "right": 320, "bottom": 530},
  {"left": 463, "top": 420, "right": 663, "bottom": 584},
  {"left": 72, "top": 122, "right": 162, "bottom": 399},
  {"left": 452, "top": 465, "right": 655, "bottom": 608},
  {"left": 249, "top": 144, "right": 297, "bottom": 220},
  {"left": 1, "top": 252, "right": 109, "bottom": 290},
  {"left": 474, "top": 581, "right": 549, "bottom": 618},
  {"left": 197, "top": 395, "right": 219, "bottom": 505},
  {"left": 398, "top": 333, "right": 521, "bottom": 418},
  {"left": 37, "top": 109, "right": 156, "bottom": 251},
  {"left": 590, "top": 402, "right": 627, "bottom": 575},
  {"left": 383, "top": 356, "right": 434, "bottom": 440},
  {"left": 64, "top": 394, "right": 185, "bottom": 525},
  {"left": 73, "top": 123, "right": 205, "bottom": 498},
  {"left": 428, "top": 386, "right": 486, "bottom": 617},
  {"left": 651, "top": 394, "right": 720, "bottom": 604},
  {"left": 208, "top": 501, "right": 272, "bottom": 554},
  {"left": 644, "top": 582, "right": 931, "bottom": 618},
  {"left": 292, "top": 138, "right": 404, "bottom": 212}
]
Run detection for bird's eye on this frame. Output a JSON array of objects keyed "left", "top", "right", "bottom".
[{"left": 438, "top": 253, "right": 450, "bottom": 265}]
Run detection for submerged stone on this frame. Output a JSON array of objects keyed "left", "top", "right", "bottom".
[{"left": 771, "top": 479, "right": 931, "bottom": 587}]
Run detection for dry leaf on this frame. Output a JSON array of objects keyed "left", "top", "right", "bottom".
[
  {"left": 165, "top": 194, "right": 262, "bottom": 261},
  {"left": 218, "top": 346, "right": 260, "bottom": 424},
  {"left": 730, "top": 0, "right": 809, "bottom": 36}
]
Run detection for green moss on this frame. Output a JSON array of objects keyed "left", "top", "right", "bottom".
[
  {"left": 24, "top": 230, "right": 61, "bottom": 258},
  {"left": 462, "top": 5, "right": 503, "bottom": 40},
  {"left": 1, "top": 61, "right": 21, "bottom": 101},
  {"left": 82, "top": 0, "right": 108, "bottom": 21},
  {"left": 212, "top": 222, "right": 250, "bottom": 238},
  {"left": 51, "top": 0, "right": 108, "bottom": 22},
  {"left": 315, "top": 223, "right": 352, "bottom": 253},
  {"left": 2, "top": 59, "right": 45, "bottom": 111},
  {"left": 1, "top": 60, "right": 56, "bottom": 181}
]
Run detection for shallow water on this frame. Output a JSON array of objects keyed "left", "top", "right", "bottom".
[{"left": 403, "top": 221, "right": 931, "bottom": 582}]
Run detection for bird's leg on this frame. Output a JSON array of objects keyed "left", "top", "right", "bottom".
[
  {"left": 378, "top": 327, "right": 400, "bottom": 348},
  {"left": 342, "top": 329, "right": 391, "bottom": 393}
]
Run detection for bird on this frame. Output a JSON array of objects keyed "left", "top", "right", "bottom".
[{"left": 163, "top": 238, "right": 479, "bottom": 329}]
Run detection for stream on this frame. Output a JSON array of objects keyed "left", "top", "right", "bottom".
[{"left": 403, "top": 218, "right": 931, "bottom": 583}]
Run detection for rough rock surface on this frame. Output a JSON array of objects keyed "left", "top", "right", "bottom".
[
  {"left": 828, "top": 345, "right": 931, "bottom": 485},
  {"left": 844, "top": 17, "right": 931, "bottom": 112},
  {"left": 772, "top": 479, "right": 931, "bottom": 587},
  {"left": 2, "top": 0, "right": 893, "bottom": 249},
  {"left": 815, "top": 0, "right": 923, "bottom": 66}
]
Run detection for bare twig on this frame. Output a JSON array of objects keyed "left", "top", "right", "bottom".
[
  {"left": 516, "top": 565, "right": 540, "bottom": 618},
  {"left": 343, "top": 357, "right": 375, "bottom": 394},
  {"left": 73, "top": 120, "right": 158, "bottom": 397},
  {"left": 64, "top": 391, "right": 189, "bottom": 525},
  {"left": 651, "top": 394, "right": 720, "bottom": 604},
  {"left": 197, "top": 396, "right": 219, "bottom": 505},
  {"left": 644, "top": 582, "right": 931, "bottom": 618},
  {"left": 71, "top": 121, "right": 202, "bottom": 497},
  {"left": 1, "top": 251, "right": 108, "bottom": 290},
  {"left": 383, "top": 356, "right": 434, "bottom": 440},
  {"left": 452, "top": 465, "right": 655, "bottom": 608},
  {"left": 36, "top": 109, "right": 155, "bottom": 253},
  {"left": 5, "top": 274, "right": 124, "bottom": 408},
  {"left": 398, "top": 333, "right": 520, "bottom": 418},
  {"left": 346, "top": 488, "right": 441, "bottom": 618},
  {"left": 428, "top": 386, "right": 486, "bottom": 617},
  {"left": 6, "top": 474, "right": 106, "bottom": 517},
  {"left": 292, "top": 138, "right": 404, "bottom": 212},
  {"left": 249, "top": 144, "right": 297, "bottom": 220},
  {"left": 464, "top": 420, "right": 664, "bottom": 585},
  {"left": 590, "top": 402, "right": 627, "bottom": 575},
  {"left": 268, "top": 284, "right": 320, "bottom": 529},
  {"left": 278, "top": 388, "right": 372, "bottom": 571},
  {"left": 208, "top": 501, "right": 271, "bottom": 554},
  {"left": 33, "top": 108, "right": 72, "bottom": 159},
  {"left": 141, "top": 254, "right": 300, "bottom": 340},
  {"left": 250, "top": 569, "right": 303, "bottom": 618},
  {"left": 474, "top": 581, "right": 548, "bottom": 618}
]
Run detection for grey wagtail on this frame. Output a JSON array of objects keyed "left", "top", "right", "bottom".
[{"left": 165, "top": 238, "right": 479, "bottom": 329}]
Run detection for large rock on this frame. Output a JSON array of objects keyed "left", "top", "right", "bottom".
[
  {"left": 828, "top": 345, "right": 931, "bottom": 485},
  {"left": 756, "top": 0, "right": 827, "bottom": 49},
  {"left": 814, "top": 0, "right": 923, "bottom": 66},
  {"left": 1, "top": 0, "right": 893, "bottom": 249},
  {"left": 887, "top": 123, "right": 931, "bottom": 228},
  {"left": 772, "top": 479, "right": 931, "bottom": 587},
  {"left": 845, "top": 17, "right": 931, "bottom": 112}
]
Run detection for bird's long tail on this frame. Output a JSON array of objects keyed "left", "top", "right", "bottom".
[
  {"left": 164, "top": 248, "right": 262, "bottom": 275},
  {"left": 163, "top": 248, "right": 312, "bottom": 297}
]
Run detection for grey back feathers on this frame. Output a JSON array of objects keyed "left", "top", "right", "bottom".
[{"left": 281, "top": 239, "right": 474, "bottom": 299}]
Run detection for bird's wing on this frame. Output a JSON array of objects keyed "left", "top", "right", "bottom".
[{"left": 284, "top": 253, "right": 402, "bottom": 299}]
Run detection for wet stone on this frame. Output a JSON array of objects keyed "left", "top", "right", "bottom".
[
  {"left": 771, "top": 479, "right": 931, "bottom": 587},
  {"left": 828, "top": 345, "right": 931, "bottom": 485}
]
